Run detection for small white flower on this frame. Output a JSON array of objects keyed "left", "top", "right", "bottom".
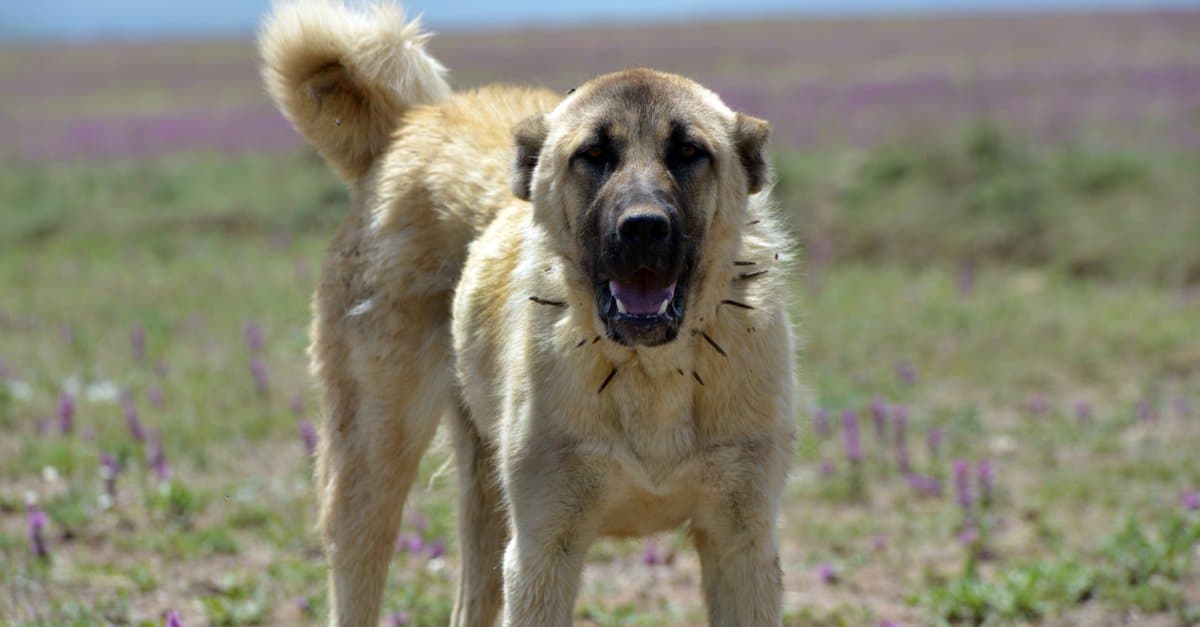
[
  {"left": 8, "top": 380, "right": 33, "bottom": 401},
  {"left": 63, "top": 376, "right": 82, "bottom": 396},
  {"left": 42, "top": 466, "right": 61, "bottom": 483},
  {"left": 85, "top": 381, "right": 121, "bottom": 403}
]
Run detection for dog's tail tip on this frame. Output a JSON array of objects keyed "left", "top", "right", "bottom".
[{"left": 258, "top": 0, "right": 451, "bottom": 181}]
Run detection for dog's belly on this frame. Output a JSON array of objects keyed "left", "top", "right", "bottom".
[
  {"left": 598, "top": 491, "right": 693, "bottom": 537},
  {"left": 594, "top": 446, "right": 703, "bottom": 538}
]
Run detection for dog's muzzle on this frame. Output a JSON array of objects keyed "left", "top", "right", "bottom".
[{"left": 595, "top": 203, "right": 688, "bottom": 347}]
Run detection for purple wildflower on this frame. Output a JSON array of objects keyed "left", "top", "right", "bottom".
[
  {"left": 1135, "top": 399, "right": 1157, "bottom": 422},
  {"left": 60, "top": 326, "right": 76, "bottom": 347},
  {"left": 100, "top": 453, "right": 119, "bottom": 500},
  {"left": 953, "top": 460, "right": 973, "bottom": 509},
  {"left": 870, "top": 396, "right": 888, "bottom": 441},
  {"left": 1182, "top": 491, "right": 1200, "bottom": 512},
  {"left": 816, "top": 562, "right": 839, "bottom": 584},
  {"left": 842, "top": 410, "right": 862, "bottom": 464},
  {"left": 819, "top": 459, "right": 836, "bottom": 477},
  {"left": 872, "top": 534, "right": 887, "bottom": 552},
  {"left": 978, "top": 460, "right": 995, "bottom": 505},
  {"left": 396, "top": 534, "right": 423, "bottom": 554},
  {"left": 926, "top": 427, "right": 943, "bottom": 460},
  {"left": 425, "top": 538, "right": 446, "bottom": 560},
  {"left": 243, "top": 322, "right": 264, "bottom": 353},
  {"left": 299, "top": 420, "right": 317, "bottom": 456},
  {"left": 1027, "top": 394, "right": 1049, "bottom": 416},
  {"left": 295, "top": 595, "right": 312, "bottom": 615},
  {"left": 1073, "top": 400, "right": 1093, "bottom": 422},
  {"left": 165, "top": 610, "right": 183, "bottom": 627},
  {"left": 957, "top": 524, "right": 978, "bottom": 546},
  {"left": 57, "top": 391, "right": 75, "bottom": 435},
  {"left": 250, "top": 357, "right": 269, "bottom": 395},
  {"left": 122, "top": 391, "right": 146, "bottom": 442},
  {"left": 892, "top": 404, "right": 911, "bottom": 473},
  {"left": 1174, "top": 397, "right": 1192, "bottom": 419},
  {"left": 906, "top": 473, "right": 942, "bottom": 497},
  {"left": 131, "top": 324, "right": 146, "bottom": 362},
  {"left": 155, "top": 360, "right": 169, "bottom": 378},
  {"left": 879, "top": 621, "right": 901, "bottom": 627},
  {"left": 390, "top": 611, "right": 410, "bottom": 626},
  {"left": 0, "top": 358, "right": 9, "bottom": 380},
  {"left": 149, "top": 432, "right": 171, "bottom": 481},
  {"left": 813, "top": 407, "right": 830, "bottom": 439},
  {"left": 895, "top": 360, "right": 917, "bottom": 387},
  {"left": 642, "top": 539, "right": 663, "bottom": 566},
  {"left": 148, "top": 384, "right": 165, "bottom": 408},
  {"left": 28, "top": 507, "right": 49, "bottom": 559}
]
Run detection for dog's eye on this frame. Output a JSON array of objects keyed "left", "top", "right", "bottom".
[
  {"left": 671, "top": 143, "right": 705, "bottom": 164},
  {"left": 578, "top": 145, "right": 614, "bottom": 167}
]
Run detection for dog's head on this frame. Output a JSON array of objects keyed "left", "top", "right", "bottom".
[{"left": 512, "top": 68, "right": 769, "bottom": 348}]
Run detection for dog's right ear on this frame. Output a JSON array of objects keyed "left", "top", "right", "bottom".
[{"left": 511, "top": 113, "right": 549, "bottom": 201}]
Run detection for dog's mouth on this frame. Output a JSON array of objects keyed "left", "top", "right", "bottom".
[{"left": 596, "top": 267, "right": 687, "bottom": 346}]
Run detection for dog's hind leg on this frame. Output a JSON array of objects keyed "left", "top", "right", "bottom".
[
  {"left": 313, "top": 288, "right": 453, "bottom": 627},
  {"left": 448, "top": 401, "right": 508, "bottom": 627}
]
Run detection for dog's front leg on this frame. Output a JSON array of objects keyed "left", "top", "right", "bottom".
[
  {"left": 500, "top": 435, "right": 603, "bottom": 627},
  {"left": 693, "top": 439, "right": 790, "bottom": 626}
]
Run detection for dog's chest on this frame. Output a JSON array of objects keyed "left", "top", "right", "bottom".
[
  {"left": 594, "top": 374, "right": 705, "bottom": 504},
  {"left": 591, "top": 429, "right": 705, "bottom": 537}
]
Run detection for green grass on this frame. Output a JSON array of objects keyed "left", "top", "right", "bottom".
[
  {"left": 1, "top": 134, "right": 1198, "bottom": 625},
  {"left": 775, "top": 124, "right": 1200, "bottom": 285}
]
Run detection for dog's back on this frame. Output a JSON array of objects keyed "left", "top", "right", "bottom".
[{"left": 260, "top": 4, "right": 559, "bottom": 624}]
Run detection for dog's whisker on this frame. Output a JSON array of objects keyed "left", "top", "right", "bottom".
[
  {"left": 720, "top": 299, "right": 755, "bottom": 310},
  {"left": 598, "top": 367, "right": 618, "bottom": 394},
  {"left": 733, "top": 260, "right": 757, "bottom": 266},
  {"left": 592, "top": 336, "right": 602, "bottom": 344},
  {"left": 697, "top": 330, "right": 727, "bottom": 358},
  {"left": 574, "top": 338, "right": 587, "bottom": 349},
  {"left": 529, "top": 296, "right": 567, "bottom": 308},
  {"left": 745, "top": 219, "right": 760, "bottom": 226},
  {"left": 737, "top": 270, "right": 768, "bottom": 281},
  {"left": 692, "top": 371, "right": 705, "bottom": 386},
  {"left": 676, "top": 368, "right": 685, "bottom": 376}
]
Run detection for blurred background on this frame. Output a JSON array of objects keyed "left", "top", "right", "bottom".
[{"left": 2, "top": 1, "right": 1199, "bottom": 625}]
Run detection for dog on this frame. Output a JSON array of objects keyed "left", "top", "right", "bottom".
[{"left": 259, "top": 2, "right": 796, "bottom": 625}]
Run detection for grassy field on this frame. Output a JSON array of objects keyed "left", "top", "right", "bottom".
[
  {"left": 3, "top": 9, "right": 1200, "bottom": 626},
  {"left": 2, "top": 141, "right": 1199, "bottom": 625}
]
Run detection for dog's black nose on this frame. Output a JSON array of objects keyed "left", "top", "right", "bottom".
[{"left": 617, "top": 208, "right": 671, "bottom": 248}]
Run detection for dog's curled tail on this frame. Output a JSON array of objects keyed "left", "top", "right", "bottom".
[{"left": 259, "top": 0, "right": 451, "bottom": 181}]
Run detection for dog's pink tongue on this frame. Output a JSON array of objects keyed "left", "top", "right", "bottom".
[{"left": 609, "top": 279, "right": 676, "bottom": 315}]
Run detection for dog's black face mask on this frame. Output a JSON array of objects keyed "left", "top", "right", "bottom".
[{"left": 575, "top": 124, "right": 708, "bottom": 348}]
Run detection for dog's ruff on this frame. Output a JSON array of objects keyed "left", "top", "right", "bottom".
[{"left": 259, "top": 2, "right": 797, "bottom": 625}]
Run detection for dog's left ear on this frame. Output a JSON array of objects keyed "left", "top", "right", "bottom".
[
  {"left": 512, "top": 113, "right": 549, "bottom": 201},
  {"left": 734, "top": 113, "right": 771, "bottom": 194}
]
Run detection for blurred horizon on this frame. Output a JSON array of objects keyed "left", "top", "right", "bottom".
[{"left": 2, "top": 0, "right": 1200, "bottom": 42}]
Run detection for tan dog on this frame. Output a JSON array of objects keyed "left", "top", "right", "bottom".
[{"left": 260, "top": 2, "right": 796, "bottom": 625}]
